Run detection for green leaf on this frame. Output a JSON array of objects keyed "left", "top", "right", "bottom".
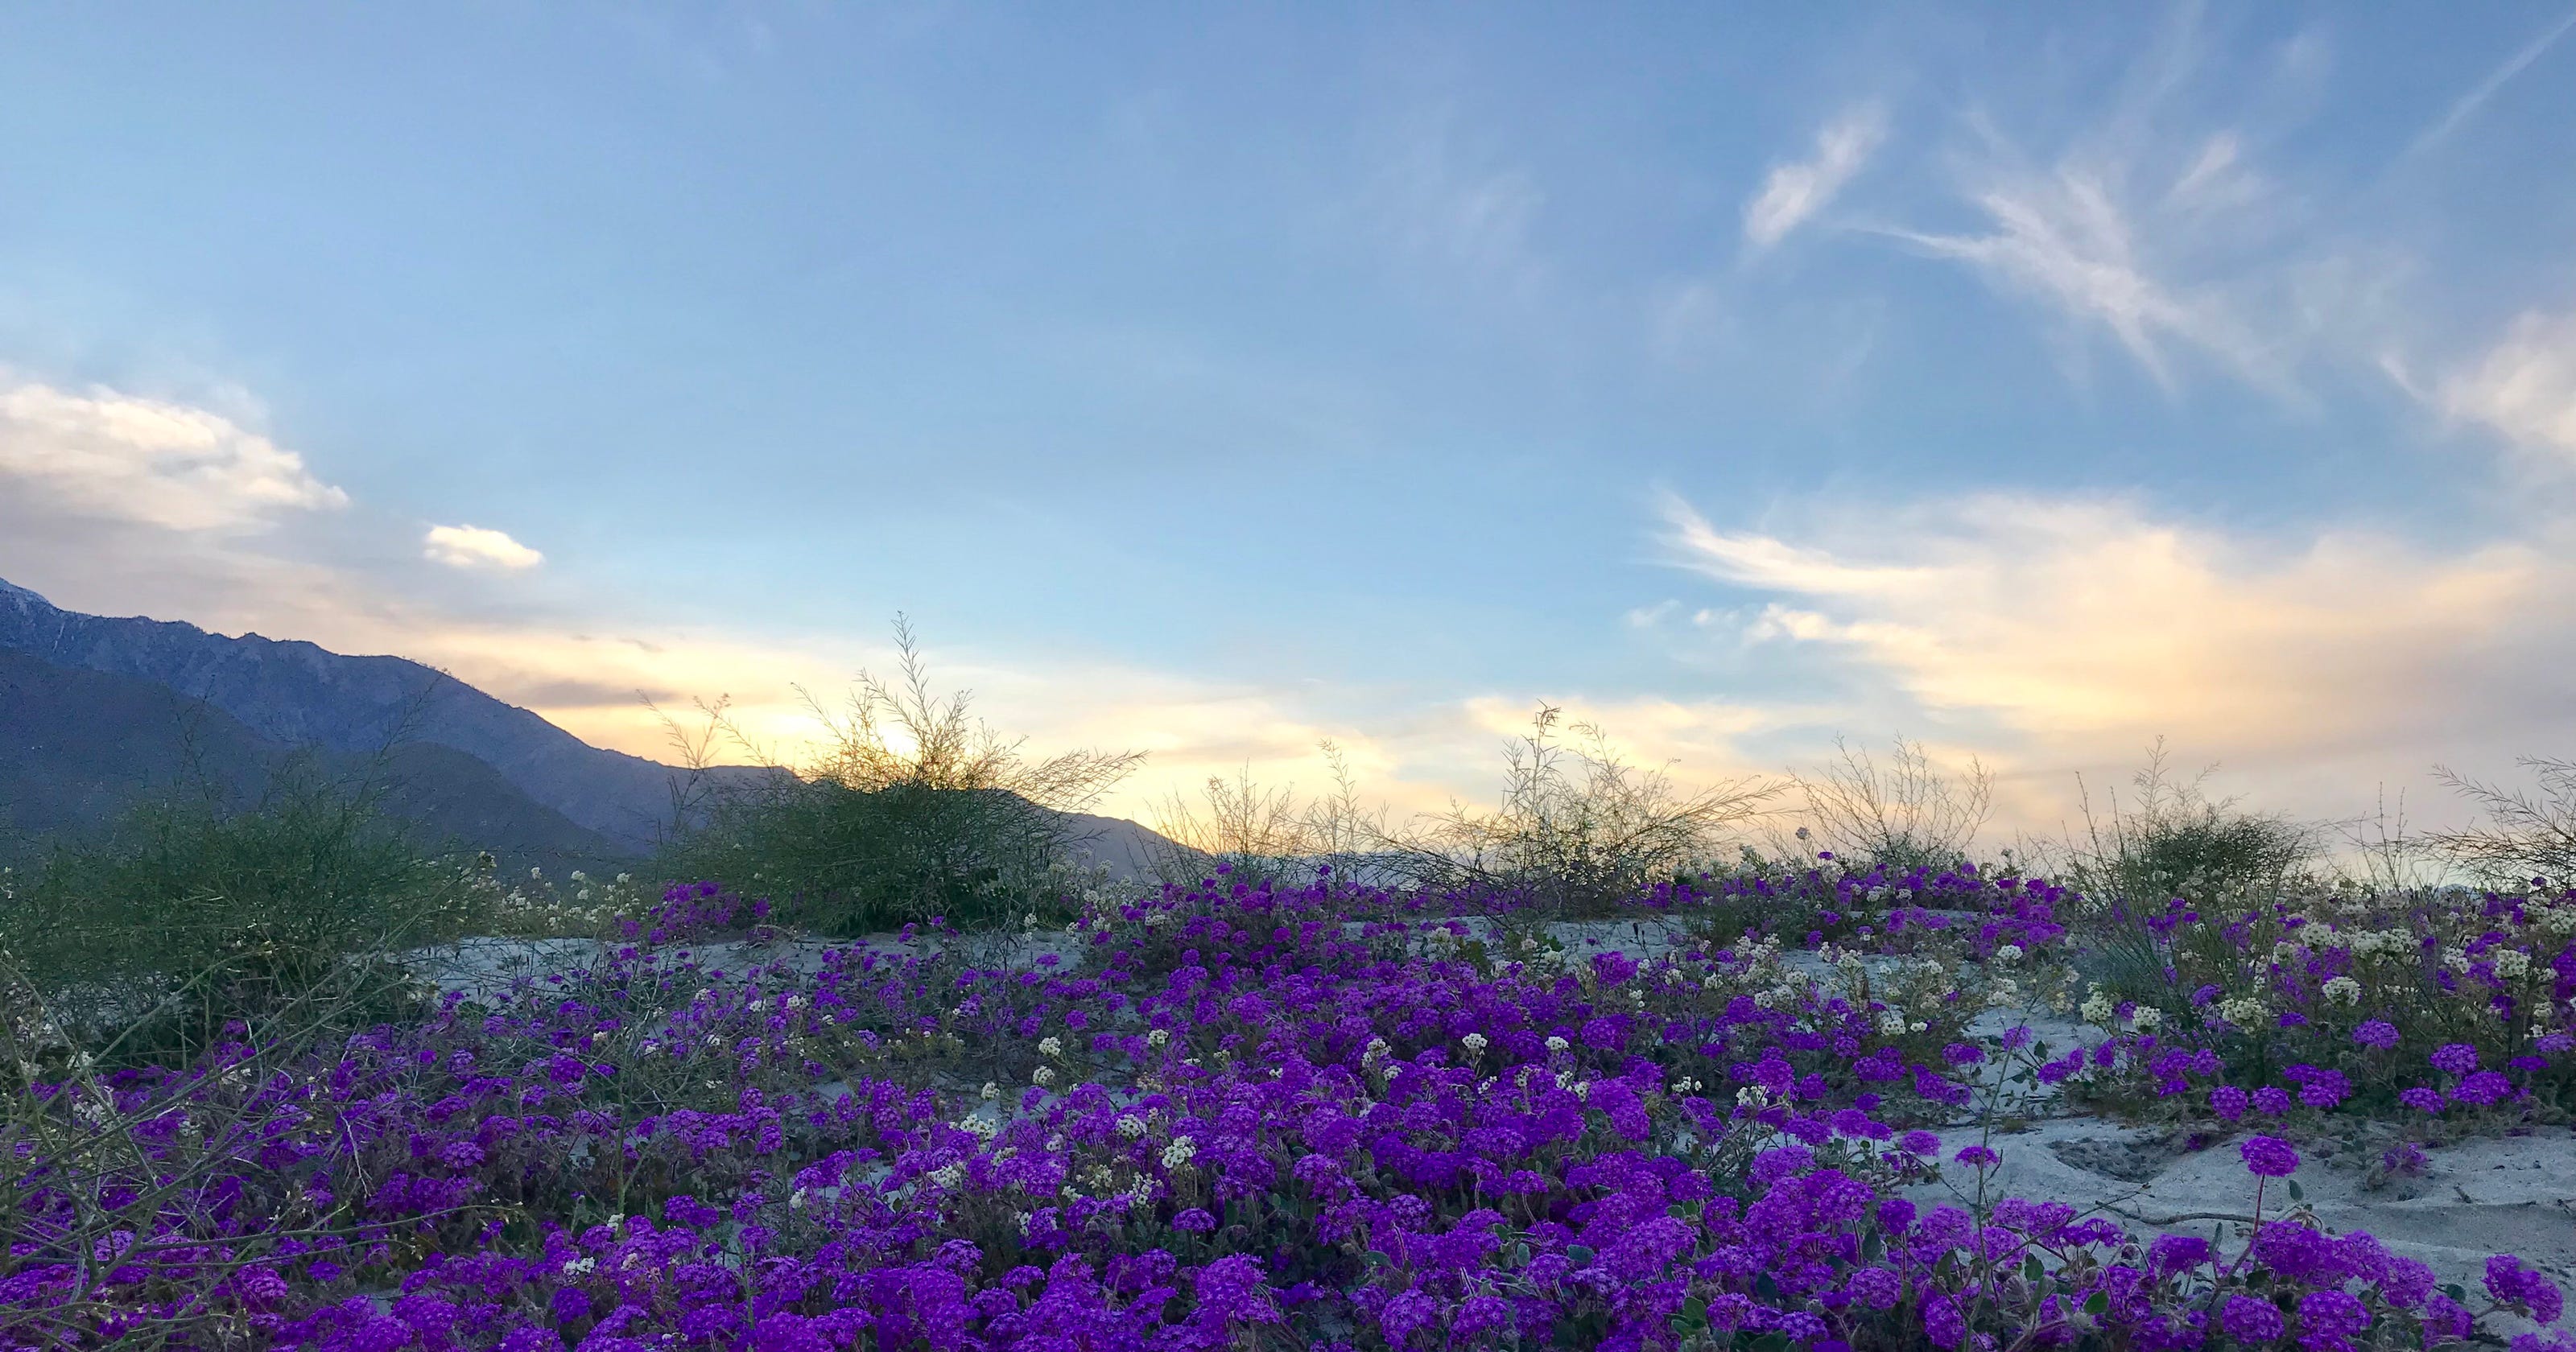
[
  {"left": 2024, "top": 1254, "right": 2046, "bottom": 1282},
  {"left": 1684, "top": 1296, "right": 1710, "bottom": 1320},
  {"left": 1567, "top": 1244, "right": 1596, "bottom": 1265},
  {"left": 1363, "top": 1249, "right": 1391, "bottom": 1268},
  {"left": 2084, "top": 1291, "right": 2109, "bottom": 1317},
  {"left": 1670, "top": 1202, "right": 1695, "bottom": 1220},
  {"left": 2285, "top": 1180, "right": 2304, "bottom": 1202}
]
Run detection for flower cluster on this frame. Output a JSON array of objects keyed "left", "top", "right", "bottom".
[{"left": 1, "top": 872, "right": 2563, "bottom": 1350}]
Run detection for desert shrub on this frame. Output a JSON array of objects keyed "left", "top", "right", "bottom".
[
  {"left": 2429, "top": 756, "right": 2576, "bottom": 887},
  {"left": 662, "top": 617, "right": 1141, "bottom": 936},
  {"left": 1779, "top": 735, "right": 1991, "bottom": 875},
  {"left": 2050, "top": 741, "right": 2315, "bottom": 1000},
  {"left": 0, "top": 751, "right": 484, "bottom": 1065},
  {"left": 1145, "top": 741, "right": 1389, "bottom": 888},
  {"left": 1388, "top": 704, "right": 1777, "bottom": 918}
]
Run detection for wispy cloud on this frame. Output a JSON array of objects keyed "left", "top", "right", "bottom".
[
  {"left": 1887, "top": 163, "right": 2290, "bottom": 395},
  {"left": 2437, "top": 307, "right": 2576, "bottom": 459},
  {"left": 0, "top": 379, "right": 347, "bottom": 531},
  {"left": 1742, "top": 105, "right": 1886, "bottom": 249},
  {"left": 2408, "top": 6, "right": 2576, "bottom": 156},
  {"left": 423, "top": 524, "right": 545, "bottom": 571}
]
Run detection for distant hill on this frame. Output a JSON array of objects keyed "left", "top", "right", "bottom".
[
  {"left": 0, "top": 647, "right": 633, "bottom": 872},
  {"left": 0, "top": 579, "right": 1174, "bottom": 878}
]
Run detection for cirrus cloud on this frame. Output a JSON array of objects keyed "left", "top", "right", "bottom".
[{"left": 1743, "top": 105, "right": 1886, "bottom": 249}]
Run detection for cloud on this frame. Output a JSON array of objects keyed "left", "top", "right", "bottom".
[
  {"left": 1887, "top": 165, "right": 2288, "bottom": 394},
  {"left": 1742, "top": 105, "right": 1886, "bottom": 249},
  {"left": 423, "top": 524, "right": 545, "bottom": 571},
  {"left": 1657, "top": 491, "right": 2576, "bottom": 820},
  {"left": 0, "top": 379, "right": 348, "bottom": 530},
  {"left": 2408, "top": 6, "right": 2576, "bottom": 157},
  {"left": 2437, "top": 307, "right": 2576, "bottom": 459}
]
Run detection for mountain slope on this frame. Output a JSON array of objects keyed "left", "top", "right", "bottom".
[
  {"left": 0, "top": 579, "right": 732, "bottom": 848},
  {"left": 0, "top": 647, "right": 631, "bottom": 870}
]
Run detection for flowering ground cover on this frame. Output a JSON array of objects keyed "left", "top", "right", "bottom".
[{"left": 5, "top": 866, "right": 2573, "bottom": 1350}]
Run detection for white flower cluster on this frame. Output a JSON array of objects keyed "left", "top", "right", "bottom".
[
  {"left": 1037, "top": 1036, "right": 1063, "bottom": 1057},
  {"left": 1115, "top": 1114, "right": 1146, "bottom": 1139},
  {"left": 1459, "top": 1032, "right": 1488, "bottom": 1053},
  {"left": 1161, "top": 1136, "right": 1197, "bottom": 1169},
  {"left": 2339, "top": 929, "right": 2417, "bottom": 962},
  {"left": 2321, "top": 975, "right": 2363, "bottom": 1005}
]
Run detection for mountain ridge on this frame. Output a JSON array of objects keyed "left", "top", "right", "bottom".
[{"left": 0, "top": 580, "right": 1175, "bottom": 877}]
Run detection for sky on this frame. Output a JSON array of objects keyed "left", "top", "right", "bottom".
[{"left": 3, "top": 2, "right": 2575, "bottom": 843}]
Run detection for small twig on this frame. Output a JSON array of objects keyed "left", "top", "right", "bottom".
[{"left": 2104, "top": 1202, "right": 2260, "bottom": 1226}]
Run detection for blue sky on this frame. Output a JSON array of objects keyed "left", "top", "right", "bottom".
[{"left": 4, "top": 2, "right": 2575, "bottom": 831}]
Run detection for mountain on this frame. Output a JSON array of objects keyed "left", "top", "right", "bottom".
[
  {"left": 0, "top": 578, "right": 746, "bottom": 849},
  {"left": 0, "top": 579, "right": 1174, "bottom": 877},
  {"left": 0, "top": 647, "right": 630, "bottom": 870}
]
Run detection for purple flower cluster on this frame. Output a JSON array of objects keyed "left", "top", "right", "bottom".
[
  {"left": 1, "top": 874, "right": 2562, "bottom": 1350},
  {"left": 2075, "top": 885, "right": 2576, "bottom": 1123}
]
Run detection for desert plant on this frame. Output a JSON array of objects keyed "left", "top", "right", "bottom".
[
  {"left": 2052, "top": 740, "right": 2315, "bottom": 1002},
  {"left": 1389, "top": 704, "right": 1777, "bottom": 917},
  {"left": 0, "top": 748, "right": 481, "bottom": 1065},
  {"left": 663, "top": 616, "right": 1142, "bottom": 935},
  {"left": 2426, "top": 756, "right": 2576, "bottom": 887},
  {"left": 1144, "top": 740, "right": 1393, "bottom": 888},
  {"left": 1780, "top": 735, "right": 1992, "bottom": 872}
]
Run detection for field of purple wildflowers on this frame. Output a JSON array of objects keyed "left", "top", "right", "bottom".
[{"left": 4, "top": 859, "right": 2572, "bottom": 1352}]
